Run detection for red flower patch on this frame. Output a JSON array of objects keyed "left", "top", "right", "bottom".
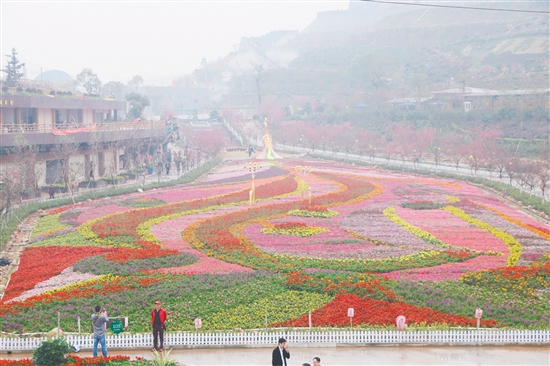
[
  {"left": 273, "top": 293, "right": 500, "bottom": 328},
  {"left": 1, "top": 246, "right": 114, "bottom": 303},
  {"left": 273, "top": 222, "right": 307, "bottom": 229}
]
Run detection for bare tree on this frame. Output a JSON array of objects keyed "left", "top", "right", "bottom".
[
  {"left": 11, "top": 135, "right": 40, "bottom": 192},
  {"left": 251, "top": 64, "right": 265, "bottom": 106},
  {"left": 53, "top": 137, "right": 84, "bottom": 204}
]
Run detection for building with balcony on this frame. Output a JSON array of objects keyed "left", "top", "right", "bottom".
[{"left": 0, "top": 91, "right": 168, "bottom": 189}]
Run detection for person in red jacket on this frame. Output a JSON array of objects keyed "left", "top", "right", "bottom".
[{"left": 151, "top": 300, "right": 167, "bottom": 352}]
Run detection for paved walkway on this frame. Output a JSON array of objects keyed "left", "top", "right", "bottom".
[{"left": 2, "top": 345, "right": 549, "bottom": 365}]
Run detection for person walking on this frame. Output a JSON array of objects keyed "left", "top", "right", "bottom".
[
  {"left": 165, "top": 151, "right": 172, "bottom": 175},
  {"left": 49, "top": 185, "right": 55, "bottom": 199},
  {"left": 175, "top": 151, "right": 182, "bottom": 176},
  {"left": 313, "top": 356, "right": 321, "bottom": 366},
  {"left": 89, "top": 161, "right": 95, "bottom": 180},
  {"left": 272, "top": 337, "right": 290, "bottom": 366},
  {"left": 151, "top": 300, "right": 167, "bottom": 352},
  {"left": 92, "top": 305, "right": 109, "bottom": 357}
]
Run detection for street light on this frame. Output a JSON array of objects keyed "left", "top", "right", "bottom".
[
  {"left": 245, "top": 162, "right": 261, "bottom": 205},
  {"left": 295, "top": 165, "right": 312, "bottom": 203}
]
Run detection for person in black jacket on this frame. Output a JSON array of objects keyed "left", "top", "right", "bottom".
[{"left": 272, "top": 337, "right": 290, "bottom": 366}]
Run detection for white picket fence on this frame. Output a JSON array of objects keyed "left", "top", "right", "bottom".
[{"left": 1, "top": 330, "right": 549, "bottom": 351}]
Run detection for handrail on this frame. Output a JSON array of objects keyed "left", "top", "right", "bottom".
[{"left": 0, "top": 121, "right": 167, "bottom": 134}]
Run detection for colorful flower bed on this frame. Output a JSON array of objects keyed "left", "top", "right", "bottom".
[
  {"left": 2, "top": 246, "right": 115, "bottom": 303},
  {"left": 73, "top": 252, "right": 198, "bottom": 275},
  {"left": 2, "top": 159, "right": 550, "bottom": 334},
  {"left": 260, "top": 222, "right": 329, "bottom": 237},
  {"left": 30, "top": 213, "right": 70, "bottom": 238},
  {"left": 273, "top": 293, "right": 500, "bottom": 328},
  {"left": 120, "top": 197, "right": 167, "bottom": 208},
  {"left": 460, "top": 260, "right": 550, "bottom": 298},
  {"left": 288, "top": 205, "right": 339, "bottom": 218},
  {"left": 0, "top": 355, "right": 151, "bottom": 365}
]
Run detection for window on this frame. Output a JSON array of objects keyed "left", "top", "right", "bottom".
[{"left": 464, "top": 101, "right": 472, "bottom": 112}]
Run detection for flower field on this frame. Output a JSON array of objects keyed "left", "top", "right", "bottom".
[{"left": 1, "top": 159, "right": 549, "bottom": 333}]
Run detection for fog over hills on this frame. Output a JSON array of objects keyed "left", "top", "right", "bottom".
[{"left": 216, "top": 0, "right": 548, "bottom": 101}]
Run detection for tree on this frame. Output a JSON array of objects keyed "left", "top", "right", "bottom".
[
  {"left": 11, "top": 135, "right": 40, "bottom": 191},
  {"left": 0, "top": 167, "right": 25, "bottom": 212},
  {"left": 257, "top": 96, "right": 285, "bottom": 125},
  {"left": 252, "top": 64, "right": 265, "bottom": 106},
  {"left": 447, "top": 132, "right": 469, "bottom": 171},
  {"left": 53, "top": 137, "right": 83, "bottom": 204},
  {"left": 76, "top": 68, "right": 101, "bottom": 94},
  {"left": 209, "top": 110, "right": 220, "bottom": 121},
  {"left": 128, "top": 75, "right": 144, "bottom": 92},
  {"left": 195, "top": 130, "right": 225, "bottom": 159},
  {"left": 102, "top": 81, "right": 125, "bottom": 99},
  {"left": 533, "top": 161, "right": 550, "bottom": 201},
  {"left": 126, "top": 92, "right": 150, "bottom": 119},
  {"left": 1, "top": 48, "right": 25, "bottom": 87},
  {"left": 391, "top": 125, "right": 414, "bottom": 164}
]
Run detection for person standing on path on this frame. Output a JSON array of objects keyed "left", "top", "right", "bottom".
[
  {"left": 152, "top": 300, "right": 167, "bottom": 352},
  {"left": 92, "top": 305, "right": 109, "bottom": 357},
  {"left": 272, "top": 337, "right": 290, "bottom": 366},
  {"left": 49, "top": 185, "right": 55, "bottom": 199}
]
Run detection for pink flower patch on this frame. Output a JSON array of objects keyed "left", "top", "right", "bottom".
[
  {"left": 383, "top": 255, "right": 507, "bottom": 281},
  {"left": 394, "top": 206, "right": 509, "bottom": 253},
  {"left": 77, "top": 204, "right": 133, "bottom": 223}
]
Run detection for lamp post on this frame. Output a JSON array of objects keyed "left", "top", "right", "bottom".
[
  {"left": 245, "top": 162, "right": 261, "bottom": 205},
  {"left": 295, "top": 165, "right": 312, "bottom": 203}
]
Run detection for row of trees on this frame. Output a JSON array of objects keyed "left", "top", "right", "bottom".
[{"left": 224, "top": 107, "right": 549, "bottom": 200}]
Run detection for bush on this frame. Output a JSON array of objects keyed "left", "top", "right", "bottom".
[{"left": 32, "top": 338, "right": 71, "bottom": 366}]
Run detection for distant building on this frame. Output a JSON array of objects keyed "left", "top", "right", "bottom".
[
  {"left": 386, "top": 97, "right": 435, "bottom": 110},
  {"left": 387, "top": 88, "right": 549, "bottom": 111},
  {"left": 0, "top": 93, "right": 125, "bottom": 132},
  {"left": 431, "top": 87, "right": 550, "bottom": 111}
]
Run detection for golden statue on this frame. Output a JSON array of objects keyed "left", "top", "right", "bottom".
[{"left": 257, "top": 117, "right": 282, "bottom": 160}]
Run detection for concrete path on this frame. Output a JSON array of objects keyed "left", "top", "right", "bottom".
[{"left": 2, "top": 345, "right": 549, "bottom": 365}]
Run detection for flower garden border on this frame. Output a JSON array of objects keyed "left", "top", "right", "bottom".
[{"left": 1, "top": 329, "right": 548, "bottom": 352}]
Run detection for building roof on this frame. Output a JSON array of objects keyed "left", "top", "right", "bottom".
[
  {"left": 431, "top": 87, "right": 497, "bottom": 95},
  {"left": 432, "top": 87, "right": 550, "bottom": 97},
  {"left": 387, "top": 97, "right": 433, "bottom": 104}
]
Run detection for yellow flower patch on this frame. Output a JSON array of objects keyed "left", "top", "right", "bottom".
[
  {"left": 261, "top": 225, "right": 329, "bottom": 237},
  {"left": 443, "top": 206, "right": 522, "bottom": 266},
  {"left": 203, "top": 290, "right": 332, "bottom": 330}
]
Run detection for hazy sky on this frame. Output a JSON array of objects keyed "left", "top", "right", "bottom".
[{"left": 2, "top": 0, "right": 349, "bottom": 85}]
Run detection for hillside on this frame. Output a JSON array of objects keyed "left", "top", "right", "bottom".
[{"left": 221, "top": 1, "right": 548, "bottom": 107}]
